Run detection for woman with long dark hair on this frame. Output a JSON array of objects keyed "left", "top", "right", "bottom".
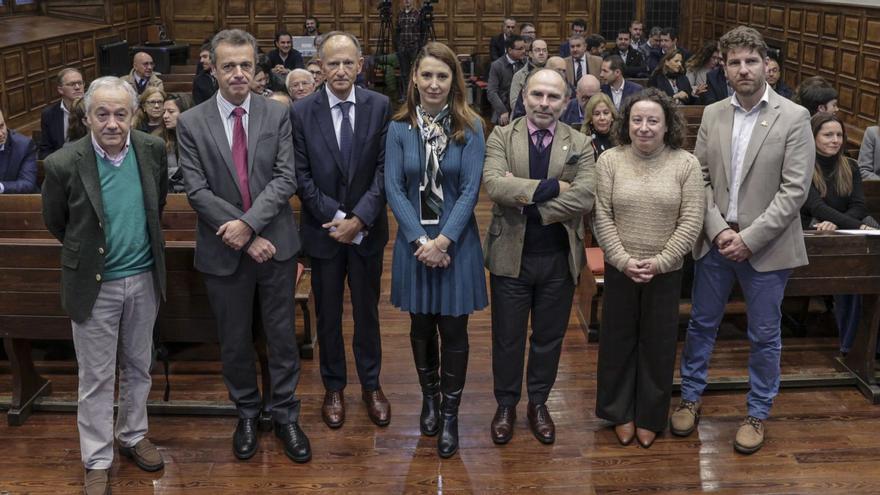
[
  {"left": 685, "top": 41, "right": 720, "bottom": 100},
  {"left": 162, "top": 94, "right": 191, "bottom": 192},
  {"left": 649, "top": 49, "right": 698, "bottom": 105},
  {"left": 385, "top": 41, "right": 487, "bottom": 458}
]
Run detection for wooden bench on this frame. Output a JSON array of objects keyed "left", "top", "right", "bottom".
[{"left": 0, "top": 193, "right": 316, "bottom": 425}]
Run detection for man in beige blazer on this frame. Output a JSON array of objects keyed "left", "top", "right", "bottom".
[
  {"left": 564, "top": 34, "right": 602, "bottom": 87},
  {"left": 483, "top": 68, "right": 595, "bottom": 446},
  {"left": 670, "top": 27, "right": 815, "bottom": 455}
]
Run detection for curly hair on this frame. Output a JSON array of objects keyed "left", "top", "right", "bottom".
[
  {"left": 718, "top": 26, "right": 768, "bottom": 60},
  {"left": 686, "top": 41, "right": 720, "bottom": 71},
  {"left": 612, "top": 87, "right": 687, "bottom": 149}
]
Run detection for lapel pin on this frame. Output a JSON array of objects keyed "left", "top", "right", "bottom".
[
  {"left": 562, "top": 145, "right": 568, "bottom": 151},
  {"left": 760, "top": 120, "right": 769, "bottom": 127}
]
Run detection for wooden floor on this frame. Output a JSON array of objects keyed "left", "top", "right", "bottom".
[{"left": 3, "top": 191, "right": 880, "bottom": 494}]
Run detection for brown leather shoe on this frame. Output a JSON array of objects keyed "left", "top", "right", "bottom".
[
  {"left": 490, "top": 405, "right": 516, "bottom": 444},
  {"left": 322, "top": 390, "right": 345, "bottom": 429},
  {"left": 614, "top": 421, "right": 635, "bottom": 446},
  {"left": 119, "top": 438, "right": 164, "bottom": 472},
  {"left": 362, "top": 388, "right": 391, "bottom": 426},
  {"left": 636, "top": 427, "right": 657, "bottom": 448},
  {"left": 527, "top": 402, "right": 555, "bottom": 444},
  {"left": 83, "top": 468, "right": 110, "bottom": 495}
]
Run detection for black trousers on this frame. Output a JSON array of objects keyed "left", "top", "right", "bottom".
[
  {"left": 203, "top": 256, "right": 301, "bottom": 424},
  {"left": 410, "top": 313, "right": 469, "bottom": 352},
  {"left": 595, "top": 264, "right": 682, "bottom": 432},
  {"left": 311, "top": 245, "right": 383, "bottom": 391},
  {"left": 491, "top": 250, "right": 575, "bottom": 407}
]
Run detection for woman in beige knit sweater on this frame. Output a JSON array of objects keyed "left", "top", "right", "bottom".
[{"left": 593, "top": 88, "right": 704, "bottom": 449}]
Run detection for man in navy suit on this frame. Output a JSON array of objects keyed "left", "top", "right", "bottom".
[
  {"left": 0, "top": 109, "right": 38, "bottom": 194},
  {"left": 292, "top": 32, "right": 392, "bottom": 430},
  {"left": 599, "top": 55, "right": 643, "bottom": 110},
  {"left": 39, "top": 68, "right": 84, "bottom": 159},
  {"left": 490, "top": 18, "right": 517, "bottom": 62},
  {"left": 703, "top": 66, "right": 732, "bottom": 105}
]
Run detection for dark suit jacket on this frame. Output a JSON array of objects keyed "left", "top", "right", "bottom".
[
  {"left": 292, "top": 87, "right": 390, "bottom": 259},
  {"left": 703, "top": 67, "right": 730, "bottom": 105},
  {"left": 192, "top": 71, "right": 217, "bottom": 105},
  {"left": 559, "top": 41, "right": 571, "bottom": 58},
  {"left": 0, "top": 130, "right": 38, "bottom": 193},
  {"left": 41, "top": 132, "right": 168, "bottom": 323},
  {"left": 649, "top": 72, "right": 698, "bottom": 104},
  {"left": 177, "top": 94, "right": 301, "bottom": 276},
  {"left": 486, "top": 56, "right": 522, "bottom": 123},
  {"left": 267, "top": 48, "right": 304, "bottom": 71},
  {"left": 605, "top": 47, "right": 647, "bottom": 78},
  {"left": 38, "top": 101, "right": 65, "bottom": 159},
  {"left": 601, "top": 80, "right": 644, "bottom": 109},
  {"left": 490, "top": 33, "right": 508, "bottom": 62}
]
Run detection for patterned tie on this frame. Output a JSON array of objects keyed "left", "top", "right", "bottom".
[
  {"left": 137, "top": 78, "right": 147, "bottom": 94},
  {"left": 533, "top": 129, "right": 549, "bottom": 153},
  {"left": 336, "top": 101, "right": 354, "bottom": 169},
  {"left": 576, "top": 59, "right": 583, "bottom": 83},
  {"left": 231, "top": 107, "right": 251, "bottom": 211}
]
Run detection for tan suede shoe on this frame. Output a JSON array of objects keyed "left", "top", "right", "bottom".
[
  {"left": 83, "top": 468, "right": 110, "bottom": 495},
  {"left": 669, "top": 399, "right": 700, "bottom": 436},
  {"left": 734, "top": 416, "right": 765, "bottom": 454},
  {"left": 119, "top": 438, "right": 164, "bottom": 472}
]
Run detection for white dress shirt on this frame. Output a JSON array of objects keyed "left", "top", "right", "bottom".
[
  {"left": 216, "top": 91, "right": 251, "bottom": 150},
  {"left": 610, "top": 78, "right": 626, "bottom": 110},
  {"left": 61, "top": 101, "right": 70, "bottom": 142},
  {"left": 326, "top": 85, "right": 356, "bottom": 149},
  {"left": 726, "top": 84, "right": 770, "bottom": 223}
]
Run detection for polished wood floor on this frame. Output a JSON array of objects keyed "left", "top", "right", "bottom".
[{"left": 2, "top": 191, "right": 880, "bottom": 494}]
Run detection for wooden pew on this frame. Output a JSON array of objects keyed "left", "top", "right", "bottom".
[
  {"left": 0, "top": 193, "right": 316, "bottom": 425},
  {"left": 679, "top": 105, "right": 705, "bottom": 152}
]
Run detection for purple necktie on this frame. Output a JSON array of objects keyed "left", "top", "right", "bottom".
[{"left": 231, "top": 107, "right": 251, "bottom": 211}]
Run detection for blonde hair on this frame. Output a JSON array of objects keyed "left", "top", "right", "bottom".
[{"left": 581, "top": 93, "right": 618, "bottom": 135}]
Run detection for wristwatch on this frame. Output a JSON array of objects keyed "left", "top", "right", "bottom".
[{"left": 413, "top": 235, "right": 429, "bottom": 249}]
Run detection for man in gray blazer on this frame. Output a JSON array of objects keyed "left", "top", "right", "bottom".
[
  {"left": 486, "top": 34, "right": 527, "bottom": 125},
  {"left": 670, "top": 27, "right": 815, "bottom": 455},
  {"left": 858, "top": 125, "right": 880, "bottom": 180},
  {"left": 483, "top": 68, "right": 595, "bottom": 446},
  {"left": 177, "top": 29, "right": 310, "bottom": 464},
  {"left": 42, "top": 76, "right": 167, "bottom": 495}
]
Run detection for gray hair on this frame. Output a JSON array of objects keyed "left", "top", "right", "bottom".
[
  {"left": 210, "top": 29, "right": 258, "bottom": 66},
  {"left": 286, "top": 68, "right": 315, "bottom": 87},
  {"left": 83, "top": 76, "right": 138, "bottom": 114},
  {"left": 317, "top": 31, "right": 362, "bottom": 60},
  {"left": 56, "top": 67, "right": 82, "bottom": 86}
]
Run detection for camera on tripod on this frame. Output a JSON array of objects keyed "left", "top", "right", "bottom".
[{"left": 377, "top": 0, "right": 393, "bottom": 21}]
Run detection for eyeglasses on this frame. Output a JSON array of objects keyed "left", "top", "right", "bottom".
[
  {"left": 144, "top": 100, "right": 164, "bottom": 106},
  {"left": 62, "top": 81, "right": 85, "bottom": 88}
]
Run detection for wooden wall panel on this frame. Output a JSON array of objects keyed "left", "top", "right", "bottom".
[{"left": 681, "top": 0, "right": 880, "bottom": 140}]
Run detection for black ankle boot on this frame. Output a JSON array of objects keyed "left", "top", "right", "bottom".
[
  {"left": 438, "top": 348, "right": 468, "bottom": 458},
  {"left": 411, "top": 334, "right": 441, "bottom": 436}
]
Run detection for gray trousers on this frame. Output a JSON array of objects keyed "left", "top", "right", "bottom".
[{"left": 71, "top": 270, "right": 158, "bottom": 469}]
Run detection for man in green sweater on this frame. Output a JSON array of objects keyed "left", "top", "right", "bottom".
[{"left": 41, "top": 76, "right": 168, "bottom": 495}]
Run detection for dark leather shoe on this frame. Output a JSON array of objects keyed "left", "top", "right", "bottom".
[
  {"left": 527, "top": 402, "right": 555, "bottom": 444},
  {"left": 636, "top": 427, "right": 657, "bottom": 448},
  {"left": 321, "top": 390, "right": 345, "bottom": 429},
  {"left": 274, "top": 421, "right": 311, "bottom": 463},
  {"left": 490, "top": 405, "right": 516, "bottom": 445},
  {"left": 614, "top": 421, "right": 636, "bottom": 446},
  {"left": 233, "top": 418, "right": 259, "bottom": 460},
  {"left": 362, "top": 388, "right": 391, "bottom": 426}
]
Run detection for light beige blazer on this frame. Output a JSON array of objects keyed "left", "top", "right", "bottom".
[
  {"left": 482, "top": 117, "right": 596, "bottom": 283},
  {"left": 564, "top": 54, "right": 602, "bottom": 87},
  {"left": 693, "top": 86, "right": 815, "bottom": 272}
]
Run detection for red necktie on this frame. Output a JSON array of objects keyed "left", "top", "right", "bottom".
[{"left": 231, "top": 107, "right": 251, "bottom": 211}]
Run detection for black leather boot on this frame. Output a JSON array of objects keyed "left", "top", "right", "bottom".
[
  {"left": 411, "top": 333, "right": 441, "bottom": 436},
  {"left": 438, "top": 348, "right": 468, "bottom": 458}
]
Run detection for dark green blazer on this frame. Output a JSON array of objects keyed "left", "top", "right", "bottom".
[{"left": 41, "top": 131, "right": 168, "bottom": 323}]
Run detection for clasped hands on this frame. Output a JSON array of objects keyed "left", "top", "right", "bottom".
[
  {"left": 323, "top": 216, "right": 365, "bottom": 244},
  {"left": 217, "top": 219, "right": 276, "bottom": 263},
  {"left": 714, "top": 228, "right": 752, "bottom": 262},
  {"left": 415, "top": 235, "right": 451, "bottom": 269},
  {"left": 623, "top": 258, "right": 657, "bottom": 283}
]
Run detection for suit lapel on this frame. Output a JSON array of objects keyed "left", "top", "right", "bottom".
[
  {"left": 53, "top": 102, "right": 65, "bottom": 144},
  {"left": 246, "top": 95, "right": 264, "bottom": 175},
  {"left": 204, "top": 97, "right": 240, "bottom": 186},
  {"left": 75, "top": 138, "right": 105, "bottom": 226},
  {"left": 314, "top": 91, "right": 346, "bottom": 177},
  {"left": 350, "top": 88, "right": 371, "bottom": 184},
  {"left": 512, "top": 119, "right": 530, "bottom": 178},
  {"left": 717, "top": 104, "right": 734, "bottom": 186},
  {"left": 547, "top": 125, "right": 570, "bottom": 179},
  {"left": 740, "top": 97, "right": 780, "bottom": 181},
  {"left": 131, "top": 132, "right": 158, "bottom": 213}
]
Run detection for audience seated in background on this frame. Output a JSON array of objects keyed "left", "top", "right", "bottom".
[
  {"left": 519, "top": 22, "right": 536, "bottom": 47},
  {"left": 702, "top": 65, "right": 731, "bottom": 105},
  {"left": 660, "top": 27, "right": 691, "bottom": 61},
  {"left": 509, "top": 39, "right": 549, "bottom": 111},
  {"left": 561, "top": 74, "right": 601, "bottom": 127},
  {"left": 304, "top": 16, "right": 320, "bottom": 37},
  {"left": 580, "top": 92, "right": 617, "bottom": 159},
  {"left": 192, "top": 42, "right": 218, "bottom": 105},
  {"left": 585, "top": 34, "right": 606, "bottom": 57},
  {"left": 797, "top": 77, "right": 838, "bottom": 116},
  {"left": 565, "top": 34, "right": 602, "bottom": 88},
  {"left": 251, "top": 59, "right": 274, "bottom": 97},
  {"left": 510, "top": 56, "right": 569, "bottom": 120},
  {"left": 685, "top": 41, "right": 720, "bottom": 101},
  {"left": 287, "top": 68, "right": 316, "bottom": 102},
  {"left": 766, "top": 54, "right": 793, "bottom": 99},
  {"left": 487, "top": 34, "right": 527, "bottom": 125},
  {"left": 649, "top": 49, "right": 698, "bottom": 105},
  {"left": 604, "top": 28, "right": 647, "bottom": 78},
  {"left": 65, "top": 97, "right": 88, "bottom": 143},
  {"left": 122, "top": 51, "right": 164, "bottom": 95},
  {"left": 267, "top": 30, "right": 305, "bottom": 77},
  {"left": 600, "top": 55, "right": 643, "bottom": 110},
  {"left": 306, "top": 59, "right": 324, "bottom": 89},
  {"left": 858, "top": 121, "right": 880, "bottom": 180},
  {"left": 559, "top": 18, "right": 587, "bottom": 58},
  {"left": 162, "top": 94, "right": 191, "bottom": 193},
  {"left": 0, "top": 108, "right": 38, "bottom": 194},
  {"left": 643, "top": 27, "right": 664, "bottom": 72},
  {"left": 39, "top": 68, "right": 84, "bottom": 159},
  {"left": 490, "top": 17, "right": 517, "bottom": 62},
  {"left": 629, "top": 20, "right": 647, "bottom": 53},
  {"left": 133, "top": 87, "right": 167, "bottom": 135}
]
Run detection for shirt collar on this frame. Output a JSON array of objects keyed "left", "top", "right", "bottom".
[
  {"left": 526, "top": 118, "right": 557, "bottom": 137},
  {"left": 91, "top": 132, "right": 132, "bottom": 166},
  {"left": 217, "top": 91, "right": 252, "bottom": 118},
  {"left": 505, "top": 54, "right": 519, "bottom": 65},
  {"left": 0, "top": 142, "right": 5, "bottom": 152},
  {"left": 730, "top": 82, "right": 770, "bottom": 113},
  {"left": 60, "top": 100, "right": 70, "bottom": 114},
  {"left": 326, "top": 85, "right": 356, "bottom": 108},
  {"left": 611, "top": 78, "right": 625, "bottom": 92}
]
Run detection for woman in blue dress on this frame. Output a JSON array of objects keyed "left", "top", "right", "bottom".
[{"left": 385, "top": 41, "right": 487, "bottom": 458}]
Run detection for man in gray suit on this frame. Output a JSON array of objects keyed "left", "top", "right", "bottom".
[
  {"left": 177, "top": 29, "right": 310, "bottom": 464},
  {"left": 42, "top": 76, "right": 167, "bottom": 495},
  {"left": 486, "top": 34, "right": 526, "bottom": 125},
  {"left": 670, "top": 26, "right": 815, "bottom": 455},
  {"left": 483, "top": 68, "right": 595, "bottom": 446}
]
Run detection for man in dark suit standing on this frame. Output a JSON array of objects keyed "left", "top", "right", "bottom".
[
  {"left": 177, "top": 29, "right": 311, "bottom": 464},
  {"left": 41, "top": 76, "right": 167, "bottom": 495},
  {"left": 490, "top": 17, "right": 517, "bottom": 62},
  {"left": 558, "top": 18, "right": 587, "bottom": 58},
  {"left": 599, "top": 55, "right": 644, "bottom": 110},
  {"left": 39, "top": 68, "right": 84, "bottom": 159},
  {"left": 292, "top": 32, "right": 392, "bottom": 430},
  {"left": 604, "top": 29, "right": 647, "bottom": 78},
  {"left": 0, "top": 109, "right": 38, "bottom": 194},
  {"left": 487, "top": 34, "right": 527, "bottom": 125},
  {"left": 192, "top": 43, "right": 218, "bottom": 105}
]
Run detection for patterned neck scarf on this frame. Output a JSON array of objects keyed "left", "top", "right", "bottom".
[{"left": 416, "top": 104, "right": 451, "bottom": 218}]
